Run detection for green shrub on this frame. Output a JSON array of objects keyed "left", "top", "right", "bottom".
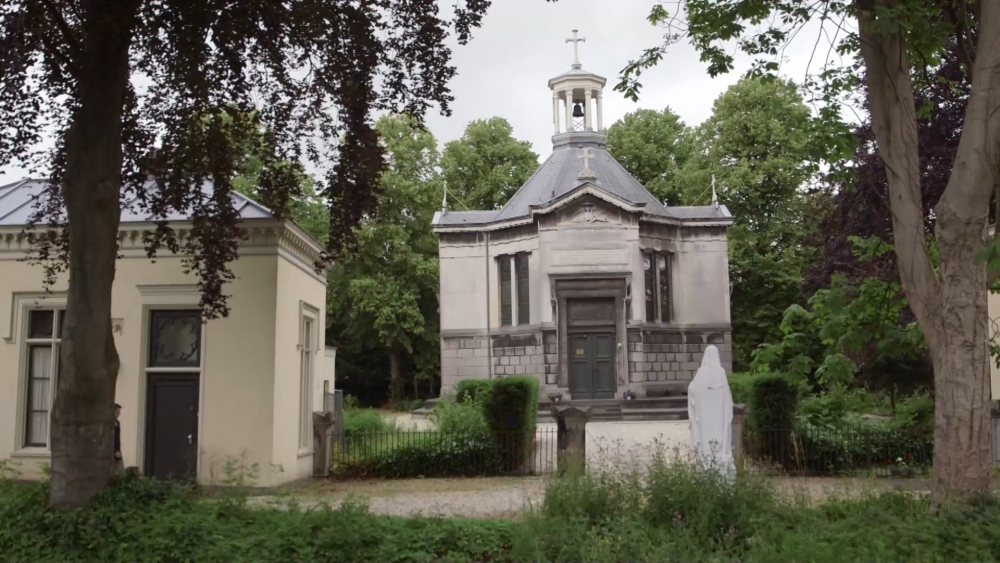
[
  {"left": 749, "top": 373, "right": 799, "bottom": 430},
  {"left": 728, "top": 372, "right": 760, "bottom": 405},
  {"left": 483, "top": 376, "right": 539, "bottom": 472},
  {"left": 343, "top": 408, "right": 395, "bottom": 439},
  {"left": 893, "top": 392, "right": 934, "bottom": 433},
  {"left": 364, "top": 435, "right": 504, "bottom": 478},
  {"left": 748, "top": 373, "right": 799, "bottom": 469},
  {"left": 456, "top": 379, "right": 496, "bottom": 404},
  {"left": 794, "top": 419, "right": 933, "bottom": 474},
  {"left": 433, "top": 395, "right": 489, "bottom": 436}
]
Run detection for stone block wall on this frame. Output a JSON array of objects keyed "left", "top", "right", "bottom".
[
  {"left": 440, "top": 330, "right": 558, "bottom": 393},
  {"left": 627, "top": 329, "right": 732, "bottom": 386},
  {"left": 440, "top": 336, "right": 491, "bottom": 391}
]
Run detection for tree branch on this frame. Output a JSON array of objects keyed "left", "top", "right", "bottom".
[{"left": 857, "top": 0, "right": 944, "bottom": 354}]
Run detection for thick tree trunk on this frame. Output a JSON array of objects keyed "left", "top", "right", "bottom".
[
  {"left": 49, "top": 1, "right": 141, "bottom": 508},
  {"left": 858, "top": 0, "right": 1000, "bottom": 505},
  {"left": 389, "top": 348, "right": 404, "bottom": 405}
]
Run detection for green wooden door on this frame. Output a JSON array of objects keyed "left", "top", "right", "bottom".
[{"left": 569, "top": 333, "right": 616, "bottom": 400}]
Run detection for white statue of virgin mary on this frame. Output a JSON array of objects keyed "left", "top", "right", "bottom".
[{"left": 687, "top": 345, "right": 735, "bottom": 479}]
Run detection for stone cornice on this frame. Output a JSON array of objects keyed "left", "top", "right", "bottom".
[{"left": 0, "top": 218, "right": 326, "bottom": 278}]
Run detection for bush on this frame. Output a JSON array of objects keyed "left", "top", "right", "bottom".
[
  {"left": 794, "top": 419, "right": 933, "bottom": 474},
  {"left": 748, "top": 373, "right": 799, "bottom": 469},
  {"left": 343, "top": 408, "right": 395, "bottom": 439},
  {"left": 456, "top": 379, "right": 496, "bottom": 404},
  {"left": 748, "top": 372, "right": 799, "bottom": 431},
  {"left": 728, "top": 372, "right": 760, "bottom": 405},
  {"left": 483, "top": 376, "right": 539, "bottom": 472},
  {"left": 433, "top": 395, "right": 489, "bottom": 436},
  {"left": 365, "top": 435, "right": 504, "bottom": 478}
]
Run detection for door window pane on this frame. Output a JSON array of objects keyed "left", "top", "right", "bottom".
[
  {"left": 149, "top": 311, "right": 202, "bottom": 367},
  {"left": 25, "top": 345, "right": 53, "bottom": 446},
  {"left": 516, "top": 254, "right": 530, "bottom": 325}
]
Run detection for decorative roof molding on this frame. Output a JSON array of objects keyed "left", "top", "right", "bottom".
[{"left": 0, "top": 218, "right": 326, "bottom": 275}]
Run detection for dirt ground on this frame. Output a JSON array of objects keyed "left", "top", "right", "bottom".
[{"left": 246, "top": 475, "right": 930, "bottom": 519}]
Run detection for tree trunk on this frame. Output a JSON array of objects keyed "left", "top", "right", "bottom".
[
  {"left": 858, "top": 0, "right": 1000, "bottom": 505},
  {"left": 389, "top": 348, "right": 404, "bottom": 406},
  {"left": 49, "top": 1, "right": 141, "bottom": 508}
]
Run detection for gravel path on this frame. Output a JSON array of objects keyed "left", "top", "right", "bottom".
[
  {"left": 246, "top": 475, "right": 929, "bottom": 519},
  {"left": 248, "top": 477, "right": 549, "bottom": 519}
]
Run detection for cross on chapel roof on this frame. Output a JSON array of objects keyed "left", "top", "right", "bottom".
[
  {"left": 566, "top": 29, "right": 585, "bottom": 68},
  {"left": 577, "top": 147, "right": 597, "bottom": 181}
]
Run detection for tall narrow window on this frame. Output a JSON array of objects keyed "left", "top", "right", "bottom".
[
  {"left": 658, "top": 254, "right": 672, "bottom": 322},
  {"left": 516, "top": 253, "right": 530, "bottom": 325},
  {"left": 643, "top": 253, "right": 655, "bottom": 322},
  {"left": 299, "top": 313, "right": 316, "bottom": 449},
  {"left": 23, "top": 309, "right": 61, "bottom": 448},
  {"left": 499, "top": 257, "right": 513, "bottom": 326}
]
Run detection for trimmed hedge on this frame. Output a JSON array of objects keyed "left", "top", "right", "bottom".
[
  {"left": 456, "top": 379, "right": 496, "bottom": 404},
  {"left": 748, "top": 373, "right": 799, "bottom": 469},
  {"left": 365, "top": 435, "right": 504, "bottom": 478},
  {"left": 483, "top": 376, "right": 539, "bottom": 472}
]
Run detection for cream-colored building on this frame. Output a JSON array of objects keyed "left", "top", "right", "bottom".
[
  {"left": 432, "top": 37, "right": 734, "bottom": 400},
  {"left": 0, "top": 178, "right": 334, "bottom": 486}
]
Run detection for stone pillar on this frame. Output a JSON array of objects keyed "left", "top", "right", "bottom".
[
  {"left": 731, "top": 403, "right": 747, "bottom": 467},
  {"left": 551, "top": 405, "right": 592, "bottom": 475},
  {"left": 564, "top": 89, "right": 574, "bottom": 132},
  {"left": 584, "top": 90, "right": 593, "bottom": 130},
  {"left": 312, "top": 411, "right": 335, "bottom": 478},
  {"left": 596, "top": 94, "right": 604, "bottom": 131},
  {"left": 552, "top": 93, "right": 560, "bottom": 134}
]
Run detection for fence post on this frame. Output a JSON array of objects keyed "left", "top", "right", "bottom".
[{"left": 551, "top": 406, "right": 591, "bottom": 476}]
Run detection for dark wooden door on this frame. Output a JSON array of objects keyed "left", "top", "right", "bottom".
[
  {"left": 569, "top": 333, "right": 616, "bottom": 400},
  {"left": 145, "top": 374, "right": 199, "bottom": 480}
]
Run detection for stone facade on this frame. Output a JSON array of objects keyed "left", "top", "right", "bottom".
[
  {"left": 627, "top": 329, "right": 732, "bottom": 386},
  {"left": 440, "top": 331, "right": 559, "bottom": 392},
  {"left": 442, "top": 328, "right": 731, "bottom": 397}
]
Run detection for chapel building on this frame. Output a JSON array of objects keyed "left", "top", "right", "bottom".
[{"left": 433, "top": 34, "right": 734, "bottom": 400}]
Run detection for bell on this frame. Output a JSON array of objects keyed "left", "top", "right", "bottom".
[{"left": 572, "top": 102, "right": 585, "bottom": 118}]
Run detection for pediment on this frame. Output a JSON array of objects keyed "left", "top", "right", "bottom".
[{"left": 554, "top": 195, "right": 624, "bottom": 227}]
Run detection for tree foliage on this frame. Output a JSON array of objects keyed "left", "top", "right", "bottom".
[
  {"left": 0, "top": 0, "right": 498, "bottom": 507},
  {"left": 620, "top": 0, "right": 1000, "bottom": 503},
  {"left": 752, "top": 237, "right": 929, "bottom": 398},
  {"left": 679, "top": 77, "right": 821, "bottom": 370},
  {"left": 605, "top": 107, "right": 692, "bottom": 206},
  {"left": 327, "top": 114, "right": 441, "bottom": 405},
  {"left": 441, "top": 117, "right": 539, "bottom": 211}
]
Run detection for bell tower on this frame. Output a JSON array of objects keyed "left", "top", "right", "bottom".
[{"left": 549, "top": 30, "right": 607, "bottom": 138}]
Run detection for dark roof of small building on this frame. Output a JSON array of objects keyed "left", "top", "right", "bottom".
[
  {"left": 433, "top": 132, "right": 732, "bottom": 229},
  {"left": 0, "top": 177, "right": 274, "bottom": 227}
]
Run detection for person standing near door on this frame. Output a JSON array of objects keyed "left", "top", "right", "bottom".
[{"left": 113, "top": 403, "right": 124, "bottom": 479}]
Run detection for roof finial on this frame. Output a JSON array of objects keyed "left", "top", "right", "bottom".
[
  {"left": 577, "top": 147, "right": 597, "bottom": 181},
  {"left": 566, "top": 30, "right": 586, "bottom": 68},
  {"left": 442, "top": 179, "right": 448, "bottom": 213},
  {"left": 711, "top": 174, "right": 719, "bottom": 209}
]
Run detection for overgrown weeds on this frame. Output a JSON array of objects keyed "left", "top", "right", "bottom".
[{"left": 5, "top": 457, "right": 1000, "bottom": 562}]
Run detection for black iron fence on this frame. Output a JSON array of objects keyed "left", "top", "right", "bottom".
[
  {"left": 330, "top": 428, "right": 559, "bottom": 479},
  {"left": 742, "top": 423, "right": 933, "bottom": 477}
]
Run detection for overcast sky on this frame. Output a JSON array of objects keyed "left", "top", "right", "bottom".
[{"left": 0, "top": 1, "right": 846, "bottom": 186}]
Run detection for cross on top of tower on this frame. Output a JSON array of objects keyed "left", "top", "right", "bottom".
[
  {"left": 577, "top": 147, "right": 597, "bottom": 181},
  {"left": 565, "top": 29, "right": 586, "bottom": 68}
]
